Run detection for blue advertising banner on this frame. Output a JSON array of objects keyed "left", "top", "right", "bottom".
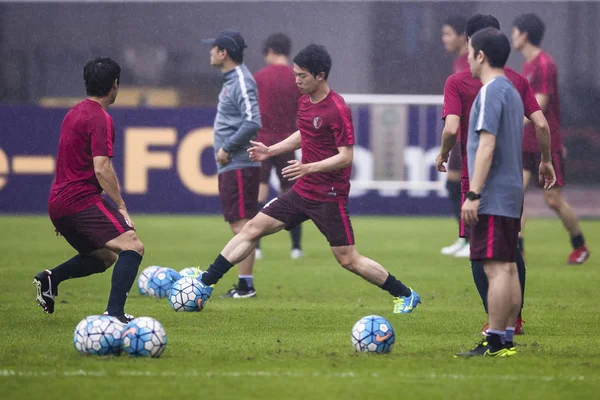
[{"left": 0, "top": 106, "right": 450, "bottom": 215}]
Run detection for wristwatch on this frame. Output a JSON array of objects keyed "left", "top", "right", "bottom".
[{"left": 466, "top": 191, "right": 481, "bottom": 201}]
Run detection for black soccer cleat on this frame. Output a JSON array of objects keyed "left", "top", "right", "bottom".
[
  {"left": 33, "top": 270, "right": 57, "bottom": 314},
  {"left": 221, "top": 284, "right": 257, "bottom": 299},
  {"left": 103, "top": 311, "right": 135, "bottom": 324},
  {"left": 454, "top": 339, "right": 513, "bottom": 358}
]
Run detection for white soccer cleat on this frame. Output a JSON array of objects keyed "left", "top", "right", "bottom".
[
  {"left": 255, "top": 248, "right": 263, "bottom": 260},
  {"left": 291, "top": 249, "right": 304, "bottom": 259},
  {"left": 454, "top": 243, "right": 471, "bottom": 258},
  {"left": 441, "top": 238, "right": 467, "bottom": 255}
]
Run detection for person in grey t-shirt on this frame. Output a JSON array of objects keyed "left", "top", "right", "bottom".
[
  {"left": 202, "top": 30, "right": 261, "bottom": 298},
  {"left": 457, "top": 28, "right": 555, "bottom": 358}
]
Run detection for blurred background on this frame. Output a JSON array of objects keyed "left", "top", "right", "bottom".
[{"left": 1, "top": 0, "right": 599, "bottom": 216}]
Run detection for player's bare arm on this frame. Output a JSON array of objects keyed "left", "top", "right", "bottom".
[
  {"left": 93, "top": 156, "right": 134, "bottom": 228},
  {"left": 282, "top": 146, "right": 352, "bottom": 181},
  {"left": 436, "top": 114, "right": 460, "bottom": 172},
  {"left": 462, "top": 131, "right": 495, "bottom": 225},
  {"left": 528, "top": 110, "right": 557, "bottom": 189},
  {"left": 248, "top": 130, "right": 301, "bottom": 161}
]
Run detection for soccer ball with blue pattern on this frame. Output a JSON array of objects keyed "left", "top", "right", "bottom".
[
  {"left": 147, "top": 268, "right": 181, "bottom": 299},
  {"left": 351, "top": 315, "right": 395, "bottom": 353},
  {"left": 168, "top": 277, "right": 210, "bottom": 312},
  {"left": 83, "top": 316, "right": 126, "bottom": 356},
  {"left": 179, "top": 267, "right": 203, "bottom": 279},
  {"left": 138, "top": 265, "right": 160, "bottom": 295},
  {"left": 73, "top": 315, "right": 102, "bottom": 354},
  {"left": 122, "top": 317, "right": 167, "bottom": 358}
]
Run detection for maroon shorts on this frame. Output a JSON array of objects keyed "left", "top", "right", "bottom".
[
  {"left": 218, "top": 167, "right": 260, "bottom": 223},
  {"left": 470, "top": 215, "right": 520, "bottom": 263},
  {"left": 51, "top": 199, "right": 133, "bottom": 254},
  {"left": 522, "top": 151, "right": 565, "bottom": 188},
  {"left": 260, "top": 189, "right": 355, "bottom": 247},
  {"left": 447, "top": 141, "right": 462, "bottom": 172},
  {"left": 259, "top": 152, "right": 296, "bottom": 191}
]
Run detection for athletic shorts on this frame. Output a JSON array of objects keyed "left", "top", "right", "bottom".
[
  {"left": 447, "top": 141, "right": 462, "bottom": 172},
  {"left": 260, "top": 189, "right": 355, "bottom": 247},
  {"left": 218, "top": 167, "right": 260, "bottom": 223},
  {"left": 259, "top": 152, "right": 296, "bottom": 191},
  {"left": 51, "top": 199, "right": 134, "bottom": 254},
  {"left": 522, "top": 151, "right": 565, "bottom": 188},
  {"left": 469, "top": 214, "right": 520, "bottom": 263}
]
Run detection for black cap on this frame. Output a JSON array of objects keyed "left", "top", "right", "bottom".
[{"left": 202, "top": 30, "right": 247, "bottom": 56}]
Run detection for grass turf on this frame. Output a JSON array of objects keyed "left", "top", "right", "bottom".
[{"left": 0, "top": 215, "right": 598, "bottom": 400}]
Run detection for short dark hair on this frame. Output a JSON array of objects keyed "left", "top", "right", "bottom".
[
  {"left": 83, "top": 57, "right": 121, "bottom": 97},
  {"left": 471, "top": 27, "right": 511, "bottom": 68},
  {"left": 465, "top": 13, "right": 501, "bottom": 38},
  {"left": 293, "top": 44, "right": 332, "bottom": 80},
  {"left": 263, "top": 33, "right": 292, "bottom": 56},
  {"left": 513, "top": 13, "right": 545, "bottom": 46},
  {"left": 444, "top": 15, "right": 468, "bottom": 36},
  {"left": 218, "top": 46, "right": 244, "bottom": 64}
]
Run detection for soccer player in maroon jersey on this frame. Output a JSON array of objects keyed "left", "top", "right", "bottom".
[
  {"left": 254, "top": 33, "right": 303, "bottom": 260},
  {"left": 33, "top": 58, "right": 144, "bottom": 323},
  {"left": 200, "top": 44, "right": 421, "bottom": 313},
  {"left": 440, "top": 15, "right": 470, "bottom": 257},
  {"left": 512, "top": 13, "right": 590, "bottom": 265},
  {"left": 435, "top": 14, "right": 556, "bottom": 336}
]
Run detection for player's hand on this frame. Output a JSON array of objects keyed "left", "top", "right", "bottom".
[
  {"left": 538, "top": 161, "right": 557, "bottom": 190},
  {"left": 282, "top": 160, "right": 310, "bottom": 181},
  {"left": 216, "top": 148, "right": 231, "bottom": 166},
  {"left": 118, "top": 207, "right": 135, "bottom": 230},
  {"left": 248, "top": 141, "right": 270, "bottom": 162},
  {"left": 436, "top": 152, "right": 449, "bottom": 172},
  {"left": 461, "top": 199, "right": 479, "bottom": 225}
]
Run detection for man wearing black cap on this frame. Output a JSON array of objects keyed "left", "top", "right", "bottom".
[{"left": 202, "top": 30, "right": 262, "bottom": 298}]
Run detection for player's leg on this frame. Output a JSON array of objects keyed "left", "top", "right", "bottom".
[
  {"left": 275, "top": 152, "right": 303, "bottom": 258},
  {"left": 223, "top": 218, "right": 258, "bottom": 297},
  {"left": 201, "top": 190, "right": 308, "bottom": 290},
  {"left": 255, "top": 159, "right": 273, "bottom": 259},
  {"left": 483, "top": 260, "right": 512, "bottom": 351},
  {"left": 442, "top": 144, "right": 468, "bottom": 256}
]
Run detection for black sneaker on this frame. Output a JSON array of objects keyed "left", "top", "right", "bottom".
[
  {"left": 103, "top": 311, "right": 135, "bottom": 324},
  {"left": 222, "top": 284, "right": 257, "bottom": 299},
  {"left": 33, "top": 270, "right": 57, "bottom": 314},
  {"left": 454, "top": 340, "right": 511, "bottom": 357}
]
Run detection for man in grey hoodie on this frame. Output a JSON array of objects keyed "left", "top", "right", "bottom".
[{"left": 203, "top": 30, "right": 261, "bottom": 298}]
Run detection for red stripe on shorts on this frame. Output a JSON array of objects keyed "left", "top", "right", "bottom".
[
  {"left": 338, "top": 202, "right": 353, "bottom": 245},
  {"left": 486, "top": 215, "right": 495, "bottom": 259},
  {"left": 96, "top": 201, "right": 125, "bottom": 235},
  {"left": 552, "top": 152, "right": 564, "bottom": 186},
  {"left": 236, "top": 170, "right": 245, "bottom": 219}
]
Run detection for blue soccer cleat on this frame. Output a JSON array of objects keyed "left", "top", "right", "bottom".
[{"left": 393, "top": 288, "right": 421, "bottom": 314}]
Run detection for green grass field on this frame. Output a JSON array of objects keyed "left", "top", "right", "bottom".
[{"left": 1, "top": 215, "right": 598, "bottom": 400}]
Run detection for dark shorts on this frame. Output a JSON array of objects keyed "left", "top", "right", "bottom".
[
  {"left": 522, "top": 151, "right": 565, "bottom": 188},
  {"left": 260, "top": 189, "right": 355, "bottom": 247},
  {"left": 470, "top": 215, "right": 520, "bottom": 263},
  {"left": 447, "top": 141, "right": 462, "bottom": 172},
  {"left": 259, "top": 152, "right": 296, "bottom": 191},
  {"left": 51, "top": 199, "right": 134, "bottom": 254},
  {"left": 218, "top": 167, "right": 260, "bottom": 223}
]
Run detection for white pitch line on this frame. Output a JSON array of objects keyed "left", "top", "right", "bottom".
[{"left": 0, "top": 370, "right": 596, "bottom": 382}]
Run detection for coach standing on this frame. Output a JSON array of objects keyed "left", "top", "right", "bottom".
[{"left": 203, "top": 30, "right": 262, "bottom": 298}]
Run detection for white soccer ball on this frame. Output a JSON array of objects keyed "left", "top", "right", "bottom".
[
  {"left": 168, "top": 277, "right": 210, "bottom": 312},
  {"left": 84, "top": 316, "right": 126, "bottom": 356},
  {"left": 122, "top": 317, "right": 167, "bottom": 358},
  {"left": 138, "top": 266, "right": 160, "bottom": 295},
  {"left": 73, "top": 315, "right": 102, "bottom": 354},
  {"left": 147, "top": 268, "right": 181, "bottom": 299},
  {"left": 179, "top": 267, "right": 204, "bottom": 279},
  {"left": 351, "top": 315, "right": 395, "bottom": 354}
]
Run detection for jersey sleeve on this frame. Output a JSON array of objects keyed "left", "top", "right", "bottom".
[
  {"left": 520, "top": 78, "right": 542, "bottom": 117},
  {"left": 90, "top": 111, "right": 114, "bottom": 157},
  {"left": 474, "top": 85, "right": 504, "bottom": 136},
  {"left": 330, "top": 97, "right": 355, "bottom": 147},
  {"left": 442, "top": 75, "right": 462, "bottom": 119}
]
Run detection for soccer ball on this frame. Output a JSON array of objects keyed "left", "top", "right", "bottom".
[
  {"left": 179, "top": 267, "right": 203, "bottom": 279},
  {"left": 82, "top": 316, "right": 126, "bottom": 356},
  {"left": 351, "top": 315, "right": 395, "bottom": 353},
  {"left": 138, "top": 266, "right": 160, "bottom": 295},
  {"left": 168, "top": 277, "right": 211, "bottom": 312},
  {"left": 147, "top": 267, "right": 181, "bottom": 299},
  {"left": 122, "top": 317, "right": 167, "bottom": 358},
  {"left": 73, "top": 315, "right": 101, "bottom": 354}
]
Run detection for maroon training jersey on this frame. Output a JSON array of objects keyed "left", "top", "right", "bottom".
[
  {"left": 452, "top": 53, "right": 469, "bottom": 74},
  {"left": 48, "top": 99, "right": 115, "bottom": 219},
  {"left": 522, "top": 51, "right": 562, "bottom": 152},
  {"left": 254, "top": 64, "right": 301, "bottom": 140},
  {"left": 442, "top": 67, "right": 541, "bottom": 191},
  {"left": 292, "top": 90, "right": 355, "bottom": 203}
]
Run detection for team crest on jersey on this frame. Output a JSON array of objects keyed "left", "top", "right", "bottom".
[{"left": 313, "top": 116, "right": 323, "bottom": 129}]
